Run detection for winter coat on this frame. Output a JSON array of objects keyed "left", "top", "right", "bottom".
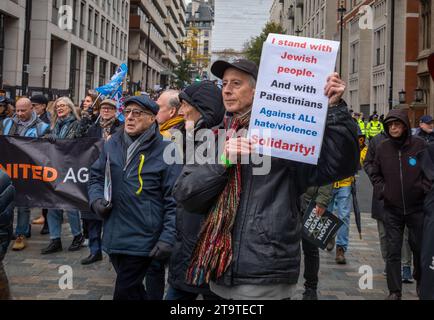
[
  {"left": 371, "top": 109, "right": 431, "bottom": 215},
  {"left": 415, "top": 128, "right": 434, "bottom": 144},
  {"left": 88, "top": 125, "right": 182, "bottom": 257},
  {"left": 48, "top": 115, "right": 85, "bottom": 139},
  {"left": 0, "top": 170, "right": 15, "bottom": 257},
  {"left": 0, "top": 113, "right": 49, "bottom": 137},
  {"left": 81, "top": 119, "right": 123, "bottom": 221},
  {"left": 301, "top": 184, "right": 334, "bottom": 214},
  {"left": 168, "top": 81, "right": 225, "bottom": 294},
  {"left": 364, "top": 132, "right": 388, "bottom": 221},
  {"left": 39, "top": 111, "right": 51, "bottom": 125},
  {"left": 420, "top": 143, "right": 434, "bottom": 300},
  {"left": 173, "top": 102, "right": 359, "bottom": 287}
]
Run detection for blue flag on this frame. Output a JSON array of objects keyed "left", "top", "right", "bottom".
[{"left": 95, "top": 63, "right": 128, "bottom": 96}]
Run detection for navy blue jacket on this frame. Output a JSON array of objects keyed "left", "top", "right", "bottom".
[{"left": 88, "top": 126, "right": 181, "bottom": 257}]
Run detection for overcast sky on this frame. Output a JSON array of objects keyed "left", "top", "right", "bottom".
[{"left": 212, "top": 0, "right": 273, "bottom": 52}]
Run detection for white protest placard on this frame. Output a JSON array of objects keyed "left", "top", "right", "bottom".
[{"left": 248, "top": 33, "right": 340, "bottom": 165}]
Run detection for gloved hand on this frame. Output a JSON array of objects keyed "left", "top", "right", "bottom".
[
  {"left": 46, "top": 134, "right": 57, "bottom": 144},
  {"left": 91, "top": 199, "right": 113, "bottom": 219},
  {"left": 149, "top": 241, "right": 172, "bottom": 261}
]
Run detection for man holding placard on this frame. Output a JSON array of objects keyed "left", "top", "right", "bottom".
[{"left": 173, "top": 33, "right": 359, "bottom": 300}]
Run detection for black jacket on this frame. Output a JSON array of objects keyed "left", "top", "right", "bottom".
[
  {"left": 364, "top": 132, "right": 388, "bottom": 221},
  {"left": 416, "top": 128, "right": 434, "bottom": 144},
  {"left": 371, "top": 109, "right": 431, "bottom": 215},
  {"left": 0, "top": 170, "right": 15, "bottom": 257},
  {"left": 39, "top": 111, "right": 51, "bottom": 125},
  {"left": 420, "top": 143, "right": 434, "bottom": 300},
  {"left": 168, "top": 81, "right": 225, "bottom": 294},
  {"left": 173, "top": 102, "right": 359, "bottom": 286}
]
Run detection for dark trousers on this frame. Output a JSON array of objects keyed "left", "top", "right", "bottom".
[
  {"left": 384, "top": 206, "right": 424, "bottom": 295},
  {"left": 84, "top": 219, "right": 102, "bottom": 255},
  {"left": 302, "top": 237, "right": 320, "bottom": 290},
  {"left": 110, "top": 254, "right": 152, "bottom": 300},
  {"left": 146, "top": 259, "right": 166, "bottom": 300}
]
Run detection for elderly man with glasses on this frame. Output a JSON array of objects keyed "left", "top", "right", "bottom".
[{"left": 88, "top": 95, "right": 181, "bottom": 300}]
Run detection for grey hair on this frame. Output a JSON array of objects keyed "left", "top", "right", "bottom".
[
  {"left": 248, "top": 75, "right": 257, "bottom": 89},
  {"left": 164, "top": 89, "right": 181, "bottom": 111}
]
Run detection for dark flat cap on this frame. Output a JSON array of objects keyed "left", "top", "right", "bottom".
[{"left": 123, "top": 95, "right": 159, "bottom": 115}]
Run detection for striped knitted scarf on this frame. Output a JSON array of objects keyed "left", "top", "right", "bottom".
[{"left": 186, "top": 110, "right": 251, "bottom": 286}]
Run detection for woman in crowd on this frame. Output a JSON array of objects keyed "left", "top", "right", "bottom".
[{"left": 41, "top": 97, "right": 86, "bottom": 254}]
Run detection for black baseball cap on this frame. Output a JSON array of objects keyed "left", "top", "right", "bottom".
[
  {"left": 211, "top": 59, "right": 259, "bottom": 80},
  {"left": 30, "top": 95, "right": 49, "bottom": 105}
]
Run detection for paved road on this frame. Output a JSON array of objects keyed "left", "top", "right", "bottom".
[{"left": 3, "top": 172, "right": 418, "bottom": 300}]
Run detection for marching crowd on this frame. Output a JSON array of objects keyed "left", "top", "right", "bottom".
[{"left": 0, "top": 58, "right": 433, "bottom": 300}]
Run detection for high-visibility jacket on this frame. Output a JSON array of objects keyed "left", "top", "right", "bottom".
[
  {"left": 367, "top": 120, "right": 384, "bottom": 139},
  {"left": 358, "top": 119, "right": 366, "bottom": 135}
]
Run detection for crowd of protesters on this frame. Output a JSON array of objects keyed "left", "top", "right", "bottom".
[{"left": 0, "top": 58, "right": 433, "bottom": 301}]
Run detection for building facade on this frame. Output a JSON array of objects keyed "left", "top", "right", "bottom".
[
  {"left": 270, "top": 0, "right": 339, "bottom": 39},
  {"left": 417, "top": 0, "right": 433, "bottom": 117},
  {"left": 128, "top": 0, "right": 186, "bottom": 93},
  {"left": 0, "top": 0, "right": 129, "bottom": 104},
  {"left": 185, "top": 0, "right": 214, "bottom": 80},
  {"left": 0, "top": 0, "right": 26, "bottom": 96},
  {"left": 341, "top": 0, "right": 420, "bottom": 123}
]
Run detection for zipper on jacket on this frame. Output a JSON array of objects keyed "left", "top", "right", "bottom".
[
  {"left": 233, "top": 165, "right": 253, "bottom": 286},
  {"left": 398, "top": 150, "right": 407, "bottom": 215}
]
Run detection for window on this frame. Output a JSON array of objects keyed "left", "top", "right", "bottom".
[
  {"left": 421, "top": 0, "right": 431, "bottom": 50},
  {"left": 86, "top": 52, "right": 96, "bottom": 92},
  {"left": 94, "top": 12, "right": 99, "bottom": 46},
  {"left": 52, "top": 0, "right": 62, "bottom": 25},
  {"left": 88, "top": 7, "right": 93, "bottom": 43},
  {"left": 70, "top": 45, "right": 82, "bottom": 103},
  {"left": 72, "top": 0, "right": 78, "bottom": 35},
  {"left": 350, "top": 42, "right": 359, "bottom": 74},
  {"left": 111, "top": 25, "right": 115, "bottom": 55},
  {"left": 374, "top": 27, "right": 385, "bottom": 66},
  {"left": 99, "top": 58, "right": 107, "bottom": 86},
  {"left": 116, "top": 28, "right": 119, "bottom": 58},
  {"left": 106, "top": 22, "right": 110, "bottom": 53},
  {"left": 204, "top": 40, "right": 209, "bottom": 55},
  {"left": 79, "top": 1, "right": 85, "bottom": 39},
  {"left": 100, "top": 17, "right": 105, "bottom": 50}
]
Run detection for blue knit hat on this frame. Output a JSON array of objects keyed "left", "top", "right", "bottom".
[{"left": 123, "top": 95, "right": 159, "bottom": 115}]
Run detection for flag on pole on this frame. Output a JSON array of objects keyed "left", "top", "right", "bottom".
[
  {"left": 95, "top": 63, "right": 128, "bottom": 96},
  {"left": 95, "top": 63, "right": 128, "bottom": 121}
]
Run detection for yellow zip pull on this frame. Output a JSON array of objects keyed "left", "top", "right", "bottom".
[{"left": 136, "top": 154, "right": 145, "bottom": 195}]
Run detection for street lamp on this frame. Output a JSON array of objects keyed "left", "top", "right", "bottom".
[
  {"left": 398, "top": 89, "right": 406, "bottom": 104},
  {"left": 414, "top": 87, "right": 424, "bottom": 103},
  {"left": 337, "top": 1, "right": 347, "bottom": 75},
  {"left": 145, "top": 17, "right": 153, "bottom": 93},
  {"left": 295, "top": 26, "right": 302, "bottom": 36}
]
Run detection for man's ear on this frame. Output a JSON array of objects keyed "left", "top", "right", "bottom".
[{"left": 169, "top": 107, "right": 177, "bottom": 118}]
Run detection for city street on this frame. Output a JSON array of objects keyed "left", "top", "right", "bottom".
[{"left": 3, "top": 172, "right": 419, "bottom": 300}]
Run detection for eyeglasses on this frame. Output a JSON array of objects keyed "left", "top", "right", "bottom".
[
  {"left": 122, "top": 109, "right": 153, "bottom": 118},
  {"left": 55, "top": 104, "right": 68, "bottom": 109},
  {"left": 101, "top": 106, "right": 116, "bottom": 112}
]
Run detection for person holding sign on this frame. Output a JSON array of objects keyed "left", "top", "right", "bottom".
[
  {"left": 300, "top": 184, "right": 333, "bottom": 300},
  {"left": 173, "top": 58, "right": 359, "bottom": 300}
]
